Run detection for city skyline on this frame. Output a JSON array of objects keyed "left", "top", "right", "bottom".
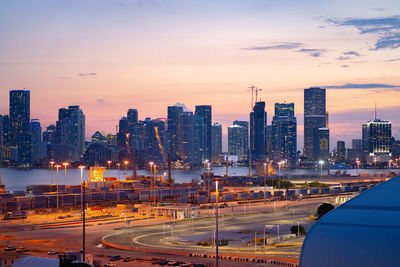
[{"left": 1, "top": 0, "right": 400, "bottom": 150}]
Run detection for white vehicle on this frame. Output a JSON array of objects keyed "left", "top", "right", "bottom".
[{"left": 48, "top": 249, "right": 58, "bottom": 255}]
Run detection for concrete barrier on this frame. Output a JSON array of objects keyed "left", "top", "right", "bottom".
[{"left": 188, "top": 252, "right": 299, "bottom": 266}]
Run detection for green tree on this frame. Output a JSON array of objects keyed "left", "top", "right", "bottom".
[
  {"left": 317, "top": 203, "right": 335, "bottom": 218},
  {"left": 290, "top": 225, "right": 306, "bottom": 236}
]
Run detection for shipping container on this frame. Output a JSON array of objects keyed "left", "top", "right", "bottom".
[
  {"left": 236, "top": 192, "right": 249, "bottom": 200},
  {"left": 309, "top": 187, "right": 320, "bottom": 195},
  {"left": 321, "top": 187, "right": 331, "bottom": 194},
  {"left": 222, "top": 194, "right": 233, "bottom": 201}
]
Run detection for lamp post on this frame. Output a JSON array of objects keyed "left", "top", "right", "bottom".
[
  {"left": 374, "top": 157, "right": 377, "bottom": 175},
  {"left": 389, "top": 159, "right": 393, "bottom": 172},
  {"left": 55, "top": 164, "right": 61, "bottom": 213},
  {"left": 263, "top": 162, "right": 267, "bottom": 204},
  {"left": 277, "top": 161, "right": 283, "bottom": 189},
  {"left": 149, "top": 161, "right": 154, "bottom": 205},
  {"left": 124, "top": 160, "right": 129, "bottom": 178},
  {"left": 116, "top": 163, "right": 121, "bottom": 181},
  {"left": 50, "top": 161, "right": 55, "bottom": 184},
  {"left": 203, "top": 160, "right": 208, "bottom": 191},
  {"left": 207, "top": 162, "right": 211, "bottom": 201},
  {"left": 79, "top": 165, "right": 85, "bottom": 218},
  {"left": 62, "top": 162, "right": 69, "bottom": 190},
  {"left": 79, "top": 165, "right": 86, "bottom": 261},
  {"left": 214, "top": 178, "right": 220, "bottom": 267},
  {"left": 107, "top": 160, "right": 112, "bottom": 177},
  {"left": 356, "top": 158, "right": 360, "bottom": 176},
  {"left": 318, "top": 160, "right": 324, "bottom": 179}
]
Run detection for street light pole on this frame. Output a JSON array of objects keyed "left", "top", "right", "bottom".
[
  {"left": 50, "top": 161, "right": 55, "bottom": 185},
  {"left": 214, "top": 178, "right": 220, "bottom": 267},
  {"left": 263, "top": 162, "right": 267, "bottom": 204},
  {"left": 278, "top": 161, "right": 283, "bottom": 189},
  {"left": 55, "top": 164, "right": 61, "bottom": 213},
  {"left": 207, "top": 162, "right": 211, "bottom": 201},
  {"left": 124, "top": 160, "right": 129, "bottom": 178},
  {"left": 116, "top": 163, "right": 120, "bottom": 181},
  {"left": 79, "top": 165, "right": 85, "bottom": 260},
  {"left": 374, "top": 157, "right": 377, "bottom": 175},
  {"left": 149, "top": 162, "right": 154, "bottom": 205},
  {"left": 318, "top": 160, "right": 324, "bottom": 179},
  {"left": 62, "top": 162, "right": 69, "bottom": 190},
  {"left": 153, "top": 164, "right": 157, "bottom": 207},
  {"left": 356, "top": 158, "right": 360, "bottom": 176},
  {"left": 107, "top": 160, "right": 112, "bottom": 177}
]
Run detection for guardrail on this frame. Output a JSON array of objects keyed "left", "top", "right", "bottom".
[{"left": 189, "top": 253, "right": 299, "bottom": 266}]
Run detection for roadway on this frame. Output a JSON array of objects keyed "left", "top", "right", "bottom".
[{"left": 0, "top": 195, "right": 348, "bottom": 266}]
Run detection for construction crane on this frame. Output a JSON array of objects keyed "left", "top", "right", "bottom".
[
  {"left": 154, "top": 126, "right": 167, "bottom": 165},
  {"left": 154, "top": 126, "right": 174, "bottom": 186}
]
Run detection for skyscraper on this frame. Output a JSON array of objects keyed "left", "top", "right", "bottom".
[
  {"left": 233, "top": 120, "right": 248, "bottom": 160},
  {"left": 195, "top": 105, "right": 212, "bottom": 161},
  {"left": 336, "top": 141, "right": 346, "bottom": 163},
  {"left": 271, "top": 103, "right": 297, "bottom": 166},
  {"left": 127, "top": 109, "right": 138, "bottom": 125},
  {"left": 211, "top": 123, "right": 222, "bottom": 162},
  {"left": 145, "top": 119, "right": 166, "bottom": 166},
  {"left": 228, "top": 124, "right": 247, "bottom": 161},
  {"left": 363, "top": 119, "right": 392, "bottom": 163},
  {"left": 10, "top": 90, "right": 31, "bottom": 166},
  {"left": 55, "top": 105, "right": 85, "bottom": 161},
  {"left": 250, "top": 101, "right": 267, "bottom": 161},
  {"left": 167, "top": 105, "right": 183, "bottom": 161},
  {"left": 9, "top": 90, "right": 30, "bottom": 146},
  {"left": 304, "top": 87, "right": 327, "bottom": 161},
  {"left": 30, "top": 119, "right": 46, "bottom": 163},
  {"left": 313, "top": 127, "right": 330, "bottom": 162}
]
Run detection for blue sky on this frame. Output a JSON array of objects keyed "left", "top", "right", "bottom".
[{"left": 1, "top": 0, "right": 400, "bottom": 151}]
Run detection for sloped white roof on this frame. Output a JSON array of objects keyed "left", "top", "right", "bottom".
[
  {"left": 299, "top": 175, "right": 400, "bottom": 267},
  {"left": 12, "top": 256, "right": 58, "bottom": 267}
]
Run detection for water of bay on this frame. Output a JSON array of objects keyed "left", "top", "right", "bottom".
[{"left": 0, "top": 167, "right": 396, "bottom": 192}]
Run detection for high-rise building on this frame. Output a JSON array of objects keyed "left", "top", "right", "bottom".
[
  {"left": 304, "top": 87, "right": 327, "bottom": 161},
  {"left": 0, "top": 115, "right": 4, "bottom": 164},
  {"left": 211, "top": 123, "right": 222, "bottom": 162},
  {"left": 271, "top": 103, "right": 297, "bottom": 166},
  {"left": 228, "top": 124, "right": 247, "bottom": 161},
  {"left": 233, "top": 121, "right": 248, "bottom": 160},
  {"left": 117, "top": 116, "right": 128, "bottom": 151},
  {"left": 313, "top": 127, "right": 330, "bottom": 162},
  {"left": 0, "top": 115, "right": 10, "bottom": 146},
  {"left": 250, "top": 101, "right": 267, "bottom": 161},
  {"left": 129, "top": 121, "right": 146, "bottom": 167},
  {"left": 9, "top": 90, "right": 30, "bottom": 146},
  {"left": 10, "top": 90, "right": 31, "bottom": 166},
  {"left": 180, "top": 111, "right": 201, "bottom": 166},
  {"left": 167, "top": 105, "right": 183, "bottom": 161},
  {"left": 127, "top": 109, "right": 138, "bottom": 125},
  {"left": 195, "top": 105, "right": 212, "bottom": 161},
  {"left": 30, "top": 119, "right": 47, "bottom": 163},
  {"left": 348, "top": 139, "right": 363, "bottom": 162},
  {"left": 30, "top": 119, "right": 42, "bottom": 144},
  {"left": 145, "top": 119, "right": 166, "bottom": 166},
  {"left": 336, "top": 141, "right": 346, "bottom": 163},
  {"left": 362, "top": 119, "right": 392, "bottom": 163},
  {"left": 55, "top": 105, "right": 85, "bottom": 161},
  {"left": 43, "top": 124, "right": 56, "bottom": 144}
]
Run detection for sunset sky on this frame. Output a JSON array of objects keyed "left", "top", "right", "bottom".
[{"left": 1, "top": 0, "right": 400, "bottom": 151}]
